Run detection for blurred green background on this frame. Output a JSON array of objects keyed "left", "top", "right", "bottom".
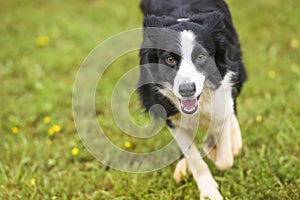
[{"left": 1, "top": 0, "right": 299, "bottom": 199}]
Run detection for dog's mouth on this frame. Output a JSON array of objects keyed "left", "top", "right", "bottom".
[{"left": 179, "top": 96, "right": 200, "bottom": 114}]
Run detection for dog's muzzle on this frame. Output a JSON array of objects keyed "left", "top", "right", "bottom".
[{"left": 178, "top": 82, "right": 199, "bottom": 114}]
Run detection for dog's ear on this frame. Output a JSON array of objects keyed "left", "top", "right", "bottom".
[
  {"left": 143, "top": 15, "right": 178, "bottom": 43},
  {"left": 191, "top": 11, "right": 225, "bottom": 33},
  {"left": 205, "top": 11, "right": 225, "bottom": 32},
  {"left": 144, "top": 15, "right": 177, "bottom": 28},
  {"left": 143, "top": 27, "right": 161, "bottom": 44}
]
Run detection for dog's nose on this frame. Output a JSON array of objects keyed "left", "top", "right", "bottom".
[{"left": 179, "top": 82, "right": 196, "bottom": 97}]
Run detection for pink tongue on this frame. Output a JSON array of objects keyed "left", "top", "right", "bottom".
[{"left": 180, "top": 98, "right": 197, "bottom": 110}]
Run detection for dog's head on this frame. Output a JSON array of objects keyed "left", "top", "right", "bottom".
[{"left": 142, "top": 12, "right": 225, "bottom": 114}]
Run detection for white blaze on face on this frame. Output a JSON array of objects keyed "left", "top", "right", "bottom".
[
  {"left": 173, "top": 30, "right": 205, "bottom": 99},
  {"left": 172, "top": 30, "right": 206, "bottom": 114}
]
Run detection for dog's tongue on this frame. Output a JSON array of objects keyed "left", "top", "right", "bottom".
[
  {"left": 180, "top": 98, "right": 198, "bottom": 114},
  {"left": 181, "top": 98, "right": 197, "bottom": 109}
]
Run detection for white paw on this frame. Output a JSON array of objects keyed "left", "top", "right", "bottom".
[
  {"left": 203, "top": 141, "right": 233, "bottom": 171},
  {"left": 231, "top": 115, "right": 242, "bottom": 156},
  {"left": 197, "top": 175, "right": 223, "bottom": 200},
  {"left": 215, "top": 155, "right": 233, "bottom": 171},
  {"left": 173, "top": 158, "right": 187, "bottom": 183},
  {"left": 231, "top": 134, "right": 242, "bottom": 157}
]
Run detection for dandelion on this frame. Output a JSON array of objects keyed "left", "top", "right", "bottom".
[
  {"left": 71, "top": 147, "right": 79, "bottom": 156},
  {"left": 48, "top": 125, "right": 61, "bottom": 136},
  {"left": 30, "top": 178, "right": 36, "bottom": 185},
  {"left": 11, "top": 127, "right": 19, "bottom": 134},
  {"left": 290, "top": 39, "right": 299, "bottom": 49},
  {"left": 43, "top": 116, "right": 51, "bottom": 124},
  {"left": 52, "top": 125, "right": 61, "bottom": 133},
  {"left": 256, "top": 115, "right": 262, "bottom": 122},
  {"left": 268, "top": 70, "right": 276, "bottom": 79},
  {"left": 36, "top": 36, "right": 49, "bottom": 47},
  {"left": 48, "top": 128, "right": 55, "bottom": 136},
  {"left": 124, "top": 141, "right": 132, "bottom": 148}
]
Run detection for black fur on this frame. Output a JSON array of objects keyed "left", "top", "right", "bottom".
[{"left": 138, "top": 0, "right": 247, "bottom": 118}]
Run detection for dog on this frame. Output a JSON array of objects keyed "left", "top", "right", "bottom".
[{"left": 137, "top": 0, "right": 247, "bottom": 199}]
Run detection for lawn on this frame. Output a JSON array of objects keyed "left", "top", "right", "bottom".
[{"left": 1, "top": 0, "right": 300, "bottom": 199}]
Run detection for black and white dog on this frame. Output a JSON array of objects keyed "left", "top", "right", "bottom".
[{"left": 137, "top": 0, "right": 247, "bottom": 199}]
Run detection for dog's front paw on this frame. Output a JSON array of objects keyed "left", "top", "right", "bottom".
[
  {"left": 197, "top": 175, "right": 223, "bottom": 200},
  {"left": 173, "top": 158, "right": 188, "bottom": 183},
  {"left": 215, "top": 155, "right": 233, "bottom": 171},
  {"left": 231, "top": 115, "right": 242, "bottom": 156}
]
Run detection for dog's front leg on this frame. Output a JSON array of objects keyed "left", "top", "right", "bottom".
[
  {"left": 213, "top": 114, "right": 234, "bottom": 170},
  {"left": 204, "top": 79, "right": 235, "bottom": 171},
  {"left": 169, "top": 121, "right": 223, "bottom": 200}
]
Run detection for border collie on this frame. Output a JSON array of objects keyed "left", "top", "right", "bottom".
[{"left": 137, "top": 0, "right": 247, "bottom": 199}]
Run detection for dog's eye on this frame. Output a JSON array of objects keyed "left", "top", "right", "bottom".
[
  {"left": 197, "top": 55, "right": 207, "bottom": 62},
  {"left": 165, "top": 56, "right": 176, "bottom": 65}
]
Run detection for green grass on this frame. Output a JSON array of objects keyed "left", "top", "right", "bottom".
[{"left": 1, "top": 0, "right": 300, "bottom": 199}]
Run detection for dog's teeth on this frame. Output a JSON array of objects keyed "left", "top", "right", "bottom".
[{"left": 183, "top": 106, "right": 196, "bottom": 112}]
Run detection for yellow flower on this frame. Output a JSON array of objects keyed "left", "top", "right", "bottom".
[
  {"left": 36, "top": 36, "right": 49, "bottom": 47},
  {"left": 290, "top": 39, "right": 299, "bottom": 49},
  {"left": 256, "top": 115, "right": 262, "bottom": 122},
  {"left": 44, "top": 116, "right": 51, "bottom": 124},
  {"left": 11, "top": 127, "right": 19, "bottom": 134},
  {"left": 46, "top": 139, "right": 53, "bottom": 146},
  {"left": 30, "top": 178, "right": 36, "bottom": 185},
  {"left": 71, "top": 147, "right": 79, "bottom": 156},
  {"left": 52, "top": 125, "right": 61, "bottom": 133},
  {"left": 124, "top": 141, "right": 131, "bottom": 148},
  {"left": 48, "top": 128, "right": 55, "bottom": 136},
  {"left": 268, "top": 70, "right": 276, "bottom": 79}
]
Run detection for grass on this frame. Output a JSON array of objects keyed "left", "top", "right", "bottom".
[{"left": 1, "top": 0, "right": 300, "bottom": 199}]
